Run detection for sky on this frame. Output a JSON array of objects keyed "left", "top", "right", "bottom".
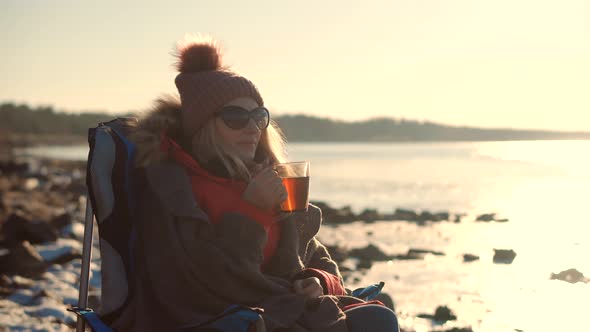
[{"left": 1, "top": 0, "right": 589, "bottom": 131}]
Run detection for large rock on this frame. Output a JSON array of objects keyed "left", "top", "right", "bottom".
[
  {"left": 1, "top": 212, "right": 58, "bottom": 245},
  {"left": 50, "top": 213, "right": 72, "bottom": 229},
  {"left": 310, "top": 201, "right": 357, "bottom": 224},
  {"left": 391, "top": 208, "right": 419, "bottom": 221},
  {"left": 0, "top": 161, "right": 28, "bottom": 175},
  {"left": 357, "top": 259, "right": 373, "bottom": 270},
  {"left": 349, "top": 244, "right": 391, "bottom": 262},
  {"left": 432, "top": 212, "right": 450, "bottom": 222},
  {"left": 418, "top": 211, "right": 449, "bottom": 222},
  {"left": 358, "top": 208, "right": 383, "bottom": 222},
  {"left": 493, "top": 249, "right": 516, "bottom": 264},
  {"left": 325, "top": 245, "right": 348, "bottom": 264},
  {"left": 0, "top": 241, "right": 46, "bottom": 276}
]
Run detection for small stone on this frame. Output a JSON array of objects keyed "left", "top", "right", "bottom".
[
  {"left": 463, "top": 254, "right": 480, "bottom": 262},
  {"left": 476, "top": 213, "right": 495, "bottom": 222},
  {"left": 433, "top": 305, "right": 457, "bottom": 323},
  {"left": 23, "top": 178, "right": 39, "bottom": 190},
  {"left": 550, "top": 268, "right": 589, "bottom": 284},
  {"left": 493, "top": 249, "right": 517, "bottom": 264}
]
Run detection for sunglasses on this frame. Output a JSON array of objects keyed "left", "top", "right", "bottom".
[{"left": 217, "top": 106, "right": 270, "bottom": 130}]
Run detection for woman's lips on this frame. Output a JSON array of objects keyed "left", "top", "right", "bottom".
[{"left": 237, "top": 142, "right": 257, "bottom": 149}]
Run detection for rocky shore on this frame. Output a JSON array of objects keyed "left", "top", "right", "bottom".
[{"left": 1, "top": 157, "right": 586, "bottom": 331}]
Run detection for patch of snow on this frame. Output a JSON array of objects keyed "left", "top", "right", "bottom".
[
  {"left": 8, "top": 289, "right": 35, "bottom": 305},
  {"left": 35, "top": 238, "right": 82, "bottom": 262},
  {"left": 25, "top": 297, "right": 75, "bottom": 324}
]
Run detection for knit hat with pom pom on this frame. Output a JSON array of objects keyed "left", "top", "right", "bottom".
[{"left": 174, "top": 35, "right": 264, "bottom": 136}]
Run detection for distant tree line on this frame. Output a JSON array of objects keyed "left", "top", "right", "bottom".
[
  {"left": 0, "top": 103, "right": 116, "bottom": 137},
  {"left": 274, "top": 115, "right": 590, "bottom": 142},
  {"left": 2, "top": 102, "right": 590, "bottom": 142}
]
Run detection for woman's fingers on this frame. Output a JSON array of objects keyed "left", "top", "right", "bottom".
[
  {"left": 302, "top": 284, "right": 323, "bottom": 299},
  {"left": 247, "top": 165, "right": 287, "bottom": 210},
  {"left": 293, "top": 278, "right": 323, "bottom": 299},
  {"left": 301, "top": 277, "right": 320, "bottom": 288},
  {"left": 255, "top": 167, "right": 282, "bottom": 184},
  {"left": 293, "top": 279, "right": 304, "bottom": 293}
]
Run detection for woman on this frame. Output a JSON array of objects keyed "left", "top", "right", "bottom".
[{"left": 117, "top": 35, "right": 399, "bottom": 332}]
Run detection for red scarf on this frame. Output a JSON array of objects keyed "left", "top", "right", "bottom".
[{"left": 160, "top": 135, "right": 281, "bottom": 266}]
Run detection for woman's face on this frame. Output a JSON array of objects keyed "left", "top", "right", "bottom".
[{"left": 215, "top": 97, "right": 262, "bottom": 162}]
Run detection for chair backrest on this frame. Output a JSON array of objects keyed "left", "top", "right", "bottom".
[{"left": 86, "top": 117, "right": 138, "bottom": 324}]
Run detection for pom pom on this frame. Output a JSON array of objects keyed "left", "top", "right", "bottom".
[{"left": 174, "top": 34, "right": 223, "bottom": 73}]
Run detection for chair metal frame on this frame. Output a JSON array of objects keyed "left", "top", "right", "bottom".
[{"left": 75, "top": 197, "right": 96, "bottom": 332}]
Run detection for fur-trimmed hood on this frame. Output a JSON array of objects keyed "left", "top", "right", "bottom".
[
  {"left": 129, "top": 95, "right": 187, "bottom": 168},
  {"left": 130, "top": 95, "right": 277, "bottom": 173}
]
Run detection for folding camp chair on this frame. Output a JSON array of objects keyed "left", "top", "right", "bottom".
[{"left": 71, "top": 118, "right": 265, "bottom": 332}]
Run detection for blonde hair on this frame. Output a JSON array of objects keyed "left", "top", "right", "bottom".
[{"left": 191, "top": 118, "right": 288, "bottom": 181}]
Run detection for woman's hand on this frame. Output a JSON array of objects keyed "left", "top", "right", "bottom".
[
  {"left": 293, "top": 277, "right": 324, "bottom": 299},
  {"left": 242, "top": 166, "right": 287, "bottom": 211}
]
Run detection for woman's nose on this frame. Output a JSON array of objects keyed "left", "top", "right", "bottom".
[{"left": 243, "top": 118, "right": 261, "bottom": 133}]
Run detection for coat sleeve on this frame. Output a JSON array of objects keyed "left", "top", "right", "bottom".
[
  {"left": 292, "top": 203, "right": 346, "bottom": 295},
  {"left": 304, "top": 237, "right": 342, "bottom": 279},
  {"left": 296, "top": 237, "right": 346, "bottom": 295}
]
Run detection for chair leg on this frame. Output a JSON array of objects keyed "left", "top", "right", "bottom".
[{"left": 76, "top": 196, "right": 95, "bottom": 332}]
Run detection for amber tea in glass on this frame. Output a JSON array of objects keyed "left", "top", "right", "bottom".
[{"left": 274, "top": 161, "right": 310, "bottom": 212}]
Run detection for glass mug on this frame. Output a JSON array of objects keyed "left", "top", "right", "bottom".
[{"left": 274, "top": 161, "right": 310, "bottom": 212}]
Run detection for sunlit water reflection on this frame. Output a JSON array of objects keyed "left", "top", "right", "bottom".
[{"left": 289, "top": 140, "right": 590, "bottom": 331}]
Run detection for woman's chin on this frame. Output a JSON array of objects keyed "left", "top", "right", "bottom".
[{"left": 236, "top": 150, "right": 256, "bottom": 163}]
